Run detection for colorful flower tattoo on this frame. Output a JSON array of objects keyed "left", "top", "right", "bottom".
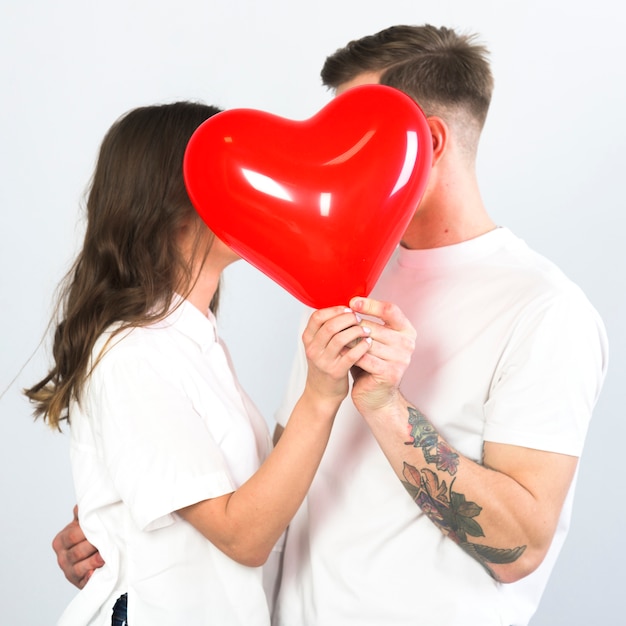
[{"left": 403, "top": 406, "right": 525, "bottom": 576}]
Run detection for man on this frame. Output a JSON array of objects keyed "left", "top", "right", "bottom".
[{"left": 53, "top": 25, "right": 607, "bottom": 626}]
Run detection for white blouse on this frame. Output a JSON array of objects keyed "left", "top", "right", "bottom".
[{"left": 60, "top": 298, "right": 274, "bottom": 625}]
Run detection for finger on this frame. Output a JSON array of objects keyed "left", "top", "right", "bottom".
[
  {"left": 306, "top": 323, "right": 371, "bottom": 374},
  {"left": 309, "top": 305, "right": 358, "bottom": 328},
  {"left": 361, "top": 328, "right": 415, "bottom": 361},
  {"left": 66, "top": 538, "right": 103, "bottom": 566},
  {"left": 53, "top": 519, "right": 87, "bottom": 551},
  {"left": 333, "top": 325, "right": 372, "bottom": 357},
  {"left": 303, "top": 306, "right": 359, "bottom": 343},
  {"left": 349, "top": 297, "right": 411, "bottom": 332},
  {"left": 52, "top": 522, "right": 76, "bottom": 552},
  {"left": 77, "top": 569, "right": 94, "bottom": 590},
  {"left": 60, "top": 546, "right": 104, "bottom": 588},
  {"left": 352, "top": 339, "right": 411, "bottom": 383},
  {"left": 305, "top": 308, "right": 362, "bottom": 350}
]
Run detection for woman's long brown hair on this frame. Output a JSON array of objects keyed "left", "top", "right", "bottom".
[{"left": 24, "top": 101, "right": 222, "bottom": 429}]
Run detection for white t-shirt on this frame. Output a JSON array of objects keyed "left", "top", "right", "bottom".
[
  {"left": 60, "top": 298, "right": 276, "bottom": 626},
  {"left": 273, "top": 228, "right": 608, "bottom": 626}
]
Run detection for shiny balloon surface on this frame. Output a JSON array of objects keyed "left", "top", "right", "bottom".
[{"left": 183, "top": 84, "right": 432, "bottom": 308}]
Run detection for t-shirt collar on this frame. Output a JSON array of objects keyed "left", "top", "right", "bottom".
[{"left": 397, "top": 226, "right": 513, "bottom": 269}]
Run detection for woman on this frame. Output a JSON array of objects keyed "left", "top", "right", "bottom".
[{"left": 25, "top": 101, "right": 372, "bottom": 625}]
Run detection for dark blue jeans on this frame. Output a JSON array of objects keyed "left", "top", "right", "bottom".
[{"left": 111, "top": 593, "right": 128, "bottom": 626}]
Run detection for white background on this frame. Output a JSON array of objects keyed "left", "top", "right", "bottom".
[{"left": 1, "top": 1, "right": 624, "bottom": 624}]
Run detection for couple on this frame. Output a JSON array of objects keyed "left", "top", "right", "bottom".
[{"left": 28, "top": 24, "right": 608, "bottom": 626}]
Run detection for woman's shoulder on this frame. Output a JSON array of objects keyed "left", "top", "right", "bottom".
[{"left": 92, "top": 323, "right": 173, "bottom": 368}]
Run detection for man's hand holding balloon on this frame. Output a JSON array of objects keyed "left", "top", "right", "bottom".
[{"left": 348, "top": 297, "right": 417, "bottom": 416}]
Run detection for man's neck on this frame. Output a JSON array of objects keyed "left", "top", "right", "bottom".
[
  {"left": 401, "top": 170, "right": 496, "bottom": 250},
  {"left": 400, "top": 211, "right": 497, "bottom": 250}
]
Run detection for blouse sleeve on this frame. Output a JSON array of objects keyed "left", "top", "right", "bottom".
[{"left": 86, "top": 342, "right": 236, "bottom": 531}]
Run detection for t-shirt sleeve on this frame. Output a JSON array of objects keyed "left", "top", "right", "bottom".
[
  {"left": 87, "top": 344, "right": 236, "bottom": 532},
  {"left": 483, "top": 286, "right": 608, "bottom": 456}
]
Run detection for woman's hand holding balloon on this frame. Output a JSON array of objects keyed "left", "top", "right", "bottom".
[{"left": 301, "top": 306, "right": 372, "bottom": 413}]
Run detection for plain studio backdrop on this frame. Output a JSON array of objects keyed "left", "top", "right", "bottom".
[{"left": 1, "top": 1, "right": 624, "bottom": 624}]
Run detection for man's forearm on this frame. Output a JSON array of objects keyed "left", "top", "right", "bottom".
[
  {"left": 359, "top": 397, "right": 577, "bottom": 583},
  {"left": 401, "top": 406, "right": 525, "bottom": 579}
]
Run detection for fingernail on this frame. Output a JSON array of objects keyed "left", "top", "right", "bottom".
[
  {"left": 343, "top": 307, "right": 353, "bottom": 313},
  {"left": 355, "top": 314, "right": 363, "bottom": 323},
  {"left": 365, "top": 337, "right": 372, "bottom": 345},
  {"left": 362, "top": 326, "right": 371, "bottom": 335}
]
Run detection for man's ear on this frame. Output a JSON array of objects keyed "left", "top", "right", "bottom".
[{"left": 426, "top": 116, "right": 448, "bottom": 166}]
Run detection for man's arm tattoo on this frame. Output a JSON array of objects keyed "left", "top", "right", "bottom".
[{"left": 403, "top": 406, "right": 526, "bottom": 576}]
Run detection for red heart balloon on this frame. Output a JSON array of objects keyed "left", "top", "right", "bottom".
[{"left": 183, "top": 84, "right": 432, "bottom": 308}]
